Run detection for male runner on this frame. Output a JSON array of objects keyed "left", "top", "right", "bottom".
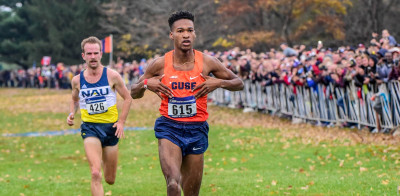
[
  {"left": 130, "top": 11, "right": 244, "bottom": 196},
  {"left": 67, "top": 36, "right": 132, "bottom": 196}
]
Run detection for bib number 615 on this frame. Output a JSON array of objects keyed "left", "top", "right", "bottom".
[{"left": 172, "top": 104, "right": 193, "bottom": 115}]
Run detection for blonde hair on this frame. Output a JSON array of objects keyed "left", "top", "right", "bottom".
[{"left": 81, "top": 36, "right": 102, "bottom": 53}]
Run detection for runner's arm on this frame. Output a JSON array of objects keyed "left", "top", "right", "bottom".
[
  {"left": 130, "top": 74, "right": 152, "bottom": 99},
  {"left": 67, "top": 76, "right": 80, "bottom": 126},
  {"left": 193, "top": 55, "right": 244, "bottom": 98},
  {"left": 208, "top": 56, "right": 244, "bottom": 91},
  {"left": 111, "top": 70, "right": 132, "bottom": 125},
  {"left": 130, "top": 57, "right": 173, "bottom": 99}
]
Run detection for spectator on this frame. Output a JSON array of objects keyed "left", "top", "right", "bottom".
[
  {"left": 389, "top": 47, "right": 400, "bottom": 65},
  {"left": 238, "top": 56, "right": 250, "bottom": 79},
  {"left": 280, "top": 43, "right": 298, "bottom": 57},
  {"left": 138, "top": 58, "right": 146, "bottom": 76},
  {"left": 56, "top": 62, "right": 65, "bottom": 89},
  {"left": 388, "top": 59, "right": 400, "bottom": 81},
  {"left": 381, "top": 29, "right": 397, "bottom": 47}
]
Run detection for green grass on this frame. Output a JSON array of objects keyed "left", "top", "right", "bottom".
[{"left": 1, "top": 88, "right": 400, "bottom": 195}]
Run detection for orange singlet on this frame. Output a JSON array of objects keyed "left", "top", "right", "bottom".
[{"left": 159, "top": 50, "right": 208, "bottom": 122}]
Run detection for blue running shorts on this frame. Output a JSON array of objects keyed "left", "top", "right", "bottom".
[
  {"left": 154, "top": 116, "right": 209, "bottom": 156},
  {"left": 80, "top": 122, "right": 119, "bottom": 147}
]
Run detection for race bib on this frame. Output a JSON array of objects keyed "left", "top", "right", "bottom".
[
  {"left": 168, "top": 96, "right": 197, "bottom": 118},
  {"left": 85, "top": 96, "right": 108, "bottom": 115}
]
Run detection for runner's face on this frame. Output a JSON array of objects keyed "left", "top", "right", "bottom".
[
  {"left": 170, "top": 19, "right": 196, "bottom": 51},
  {"left": 82, "top": 43, "right": 102, "bottom": 69}
]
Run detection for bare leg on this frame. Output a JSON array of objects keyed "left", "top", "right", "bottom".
[
  {"left": 84, "top": 137, "right": 104, "bottom": 196},
  {"left": 375, "top": 112, "right": 381, "bottom": 131},
  {"left": 102, "top": 145, "right": 118, "bottom": 185},
  {"left": 181, "top": 154, "right": 204, "bottom": 196},
  {"left": 158, "top": 139, "right": 182, "bottom": 196}
]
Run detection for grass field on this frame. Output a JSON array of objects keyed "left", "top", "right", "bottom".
[{"left": 1, "top": 88, "right": 400, "bottom": 195}]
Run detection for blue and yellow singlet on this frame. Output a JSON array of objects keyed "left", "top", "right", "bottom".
[{"left": 79, "top": 67, "right": 118, "bottom": 123}]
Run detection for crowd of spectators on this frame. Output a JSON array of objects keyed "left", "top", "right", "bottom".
[
  {"left": 210, "top": 29, "right": 398, "bottom": 95},
  {"left": 0, "top": 57, "right": 148, "bottom": 89},
  {"left": 1, "top": 29, "right": 398, "bottom": 95}
]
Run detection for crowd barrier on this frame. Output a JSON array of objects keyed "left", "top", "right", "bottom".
[{"left": 209, "top": 80, "right": 400, "bottom": 131}]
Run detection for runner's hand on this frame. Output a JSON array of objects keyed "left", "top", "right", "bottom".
[
  {"left": 67, "top": 113, "right": 74, "bottom": 126},
  {"left": 113, "top": 121, "right": 125, "bottom": 139},
  {"left": 192, "top": 74, "right": 221, "bottom": 99},
  {"left": 147, "top": 75, "right": 174, "bottom": 99}
]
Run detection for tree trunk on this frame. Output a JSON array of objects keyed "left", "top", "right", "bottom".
[
  {"left": 282, "top": 15, "right": 291, "bottom": 45},
  {"left": 367, "top": 0, "right": 378, "bottom": 33},
  {"left": 282, "top": 0, "right": 294, "bottom": 45}
]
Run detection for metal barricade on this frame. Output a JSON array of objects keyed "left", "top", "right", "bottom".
[
  {"left": 376, "top": 84, "right": 393, "bottom": 129},
  {"left": 389, "top": 81, "right": 400, "bottom": 127},
  {"left": 295, "top": 86, "right": 307, "bottom": 119},
  {"left": 333, "top": 86, "right": 348, "bottom": 123},
  {"left": 279, "top": 84, "right": 289, "bottom": 115},
  {"left": 208, "top": 79, "right": 400, "bottom": 131},
  {"left": 265, "top": 85, "right": 275, "bottom": 111}
]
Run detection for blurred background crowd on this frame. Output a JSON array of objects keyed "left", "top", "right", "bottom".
[{"left": 1, "top": 29, "right": 398, "bottom": 94}]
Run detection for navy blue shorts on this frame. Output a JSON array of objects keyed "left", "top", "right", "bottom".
[
  {"left": 80, "top": 122, "right": 119, "bottom": 147},
  {"left": 154, "top": 116, "right": 209, "bottom": 157}
]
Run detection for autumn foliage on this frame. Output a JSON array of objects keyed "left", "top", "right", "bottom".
[{"left": 217, "top": 0, "right": 352, "bottom": 47}]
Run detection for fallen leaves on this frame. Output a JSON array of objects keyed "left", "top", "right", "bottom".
[
  {"left": 381, "top": 180, "right": 389, "bottom": 185},
  {"left": 301, "top": 185, "right": 309, "bottom": 190},
  {"left": 377, "top": 173, "right": 388, "bottom": 178},
  {"left": 359, "top": 167, "right": 368, "bottom": 172},
  {"left": 339, "top": 160, "right": 344, "bottom": 167},
  {"left": 282, "top": 143, "right": 291, "bottom": 150},
  {"left": 209, "top": 184, "right": 220, "bottom": 193}
]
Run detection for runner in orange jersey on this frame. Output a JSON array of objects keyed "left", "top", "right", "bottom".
[{"left": 130, "top": 11, "right": 243, "bottom": 196}]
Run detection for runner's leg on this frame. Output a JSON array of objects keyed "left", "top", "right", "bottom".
[
  {"left": 102, "top": 145, "right": 118, "bottom": 185},
  {"left": 181, "top": 154, "right": 204, "bottom": 196},
  {"left": 158, "top": 139, "right": 183, "bottom": 196},
  {"left": 84, "top": 137, "right": 104, "bottom": 196}
]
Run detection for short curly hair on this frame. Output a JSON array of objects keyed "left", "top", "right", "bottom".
[
  {"left": 81, "top": 36, "right": 102, "bottom": 53},
  {"left": 168, "top": 11, "right": 194, "bottom": 30}
]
